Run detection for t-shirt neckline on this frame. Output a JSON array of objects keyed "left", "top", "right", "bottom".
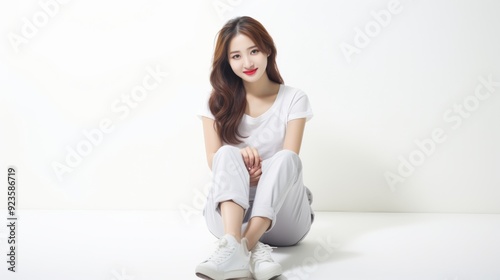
[{"left": 243, "top": 84, "right": 283, "bottom": 122}]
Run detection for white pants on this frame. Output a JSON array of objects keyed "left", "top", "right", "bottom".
[{"left": 203, "top": 145, "right": 314, "bottom": 246}]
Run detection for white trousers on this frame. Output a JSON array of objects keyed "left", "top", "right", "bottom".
[{"left": 203, "top": 145, "right": 314, "bottom": 246}]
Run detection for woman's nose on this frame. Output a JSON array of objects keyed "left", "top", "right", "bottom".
[{"left": 243, "top": 56, "right": 253, "bottom": 68}]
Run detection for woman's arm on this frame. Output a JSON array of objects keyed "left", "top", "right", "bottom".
[
  {"left": 202, "top": 116, "right": 262, "bottom": 171},
  {"left": 283, "top": 118, "right": 307, "bottom": 154},
  {"left": 202, "top": 117, "right": 222, "bottom": 170}
]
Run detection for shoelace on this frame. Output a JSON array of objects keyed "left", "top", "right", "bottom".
[
  {"left": 207, "top": 238, "right": 235, "bottom": 264},
  {"left": 251, "top": 242, "right": 276, "bottom": 263}
]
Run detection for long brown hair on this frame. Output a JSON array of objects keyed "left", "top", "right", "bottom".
[{"left": 209, "top": 16, "right": 284, "bottom": 144}]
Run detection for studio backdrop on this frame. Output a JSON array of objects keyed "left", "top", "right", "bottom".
[{"left": 1, "top": 0, "right": 499, "bottom": 214}]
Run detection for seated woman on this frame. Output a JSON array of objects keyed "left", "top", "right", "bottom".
[{"left": 196, "top": 16, "right": 314, "bottom": 280}]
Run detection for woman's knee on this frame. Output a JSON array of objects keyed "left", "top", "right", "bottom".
[
  {"left": 213, "top": 145, "right": 241, "bottom": 167},
  {"left": 215, "top": 145, "right": 240, "bottom": 156},
  {"left": 274, "top": 149, "right": 299, "bottom": 160},
  {"left": 268, "top": 149, "right": 302, "bottom": 170}
]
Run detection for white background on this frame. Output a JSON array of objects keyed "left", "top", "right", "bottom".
[{"left": 1, "top": 0, "right": 499, "bottom": 213}]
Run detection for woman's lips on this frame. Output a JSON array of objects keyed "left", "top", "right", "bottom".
[{"left": 243, "top": 68, "right": 258, "bottom": 75}]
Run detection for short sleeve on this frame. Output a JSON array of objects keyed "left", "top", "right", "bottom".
[
  {"left": 288, "top": 91, "right": 313, "bottom": 122},
  {"left": 197, "top": 92, "right": 215, "bottom": 120}
]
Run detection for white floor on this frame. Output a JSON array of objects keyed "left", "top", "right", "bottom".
[{"left": 1, "top": 210, "right": 499, "bottom": 280}]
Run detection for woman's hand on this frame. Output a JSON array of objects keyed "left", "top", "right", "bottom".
[
  {"left": 240, "top": 146, "right": 262, "bottom": 170},
  {"left": 249, "top": 165, "right": 262, "bottom": 186},
  {"left": 241, "top": 147, "right": 263, "bottom": 186}
]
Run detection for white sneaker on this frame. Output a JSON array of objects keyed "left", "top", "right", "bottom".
[
  {"left": 249, "top": 241, "right": 282, "bottom": 280},
  {"left": 195, "top": 234, "right": 251, "bottom": 280}
]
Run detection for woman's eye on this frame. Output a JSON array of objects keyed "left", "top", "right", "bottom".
[
  {"left": 231, "top": 54, "right": 240, "bottom": 59},
  {"left": 250, "top": 49, "right": 260, "bottom": 54}
]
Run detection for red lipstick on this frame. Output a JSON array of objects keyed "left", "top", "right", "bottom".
[{"left": 243, "top": 68, "right": 258, "bottom": 76}]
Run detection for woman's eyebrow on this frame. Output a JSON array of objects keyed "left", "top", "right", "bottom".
[{"left": 229, "top": 45, "right": 257, "bottom": 55}]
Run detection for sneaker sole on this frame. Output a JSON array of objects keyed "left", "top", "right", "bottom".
[
  {"left": 195, "top": 273, "right": 214, "bottom": 280},
  {"left": 254, "top": 269, "right": 282, "bottom": 280},
  {"left": 254, "top": 275, "right": 281, "bottom": 280},
  {"left": 195, "top": 269, "right": 252, "bottom": 280}
]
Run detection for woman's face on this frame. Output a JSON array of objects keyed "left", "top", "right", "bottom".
[{"left": 228, "top": 34, "right": 268, "bottom": 84}]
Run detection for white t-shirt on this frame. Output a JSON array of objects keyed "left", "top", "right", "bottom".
[{"left": 199, "top": 84, "right": 313, "bottom": 160}]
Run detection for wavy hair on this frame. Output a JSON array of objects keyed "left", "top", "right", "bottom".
[{"left": 209, "top": 16, "right": 284, "bottom": 144}]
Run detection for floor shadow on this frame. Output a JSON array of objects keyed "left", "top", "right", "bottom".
[
  {"left": 269, "top": 211, "right": 431, "bottom": 278},
  {"left": 272, "top": 237, "right": 361, "bottom": 278}
]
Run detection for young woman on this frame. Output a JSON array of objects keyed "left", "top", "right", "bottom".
[{"left": 196, "top": 16, "right": 314, "bottom": 280}]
